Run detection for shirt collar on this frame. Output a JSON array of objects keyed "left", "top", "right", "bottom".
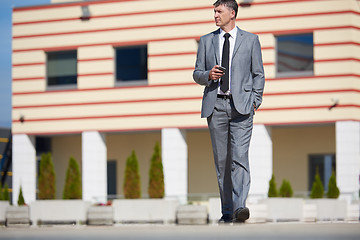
[{"left": 219, "top": 27, "right": 237, "bottom": 39}]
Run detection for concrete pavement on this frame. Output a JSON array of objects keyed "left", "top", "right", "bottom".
[{"left": 1, "top": 223, "right": 360, "bottom": 240}]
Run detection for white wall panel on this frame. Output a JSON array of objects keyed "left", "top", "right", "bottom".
[
  {"left": 336, "top": 121, "right": 360, "bottom": 202},
  {"left": 12, "top": 134, "right": 36, "bottom": 205},
  {"left": 82, "top": 131, "right": 107, "bottom": 203},
  {"left": 162, "top": 128, "right": 188, "bottom": 203}
]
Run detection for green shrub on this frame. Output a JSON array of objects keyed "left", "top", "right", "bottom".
[
  {"left": 148, "top": 142, "right": 164, "bottom": 198},
  {"left": 279, "top": 179, "right": 293, "bottom": 198},
  {"left": 123, "top": 151, "right": 141, "bottom": 199},
  {"left": 38, "top": 153, "right": 56, "bottom": 199},
  {"left": 310, "top": 171, "right": 324, "bottom": 199},
  {"left": 327, "top": 171, "right": 340, "bottom": 199},
  {"left": 63, "top": 157, "right": 82, "bottom": 199},
  {"left": 3, "top": 183, "right": 10, "bottom": 202},
  {"left": 17, "top": 186, "right": 25, "bottom": 206},
  {"left": 268, "top": 174, "right": 278, "bottom": 197},
  {"left": 0, "top": 184, "right": 3, "bottom": 200}
]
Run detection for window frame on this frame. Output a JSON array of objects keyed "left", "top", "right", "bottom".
[
  {"left": 114, "top": 44, "right": 148, "bottom": 87},
  {"left": 46, "top": 49, "right": 78, "bottom": 91}
]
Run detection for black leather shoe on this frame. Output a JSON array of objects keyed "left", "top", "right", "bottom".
[
  {"left": 218, "top": 214, "right": 232, "bottom": 224},
  {"left": 232, "top": 207, "right": 250, "bottom": 223}
]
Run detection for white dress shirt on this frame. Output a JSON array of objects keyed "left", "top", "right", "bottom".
[{"left": 218, "top": 27, "right": 237, "bottom": 95}]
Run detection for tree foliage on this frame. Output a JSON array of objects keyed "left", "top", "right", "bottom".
[
  {"left": 327, "top": 171, "right": 340, "bottom": 199},
  {"left": 279, "top": 179, "right": 293, "bottom": 198},
  {"left": 38, "top": 153, "right": 56, "bottom": 199},
  {"left": 17, "top": 186, "right": 25, "bottom": 206},
  {"left": 268, "top": 174, "right": 278, "bottom": 197},
  {"left": 148, "top": 142, "right": 164, "bottom": 198},
  {"left": 3, "top": 183, "right": 10, "bottom": 202},
  {"left": 310, "top": 170, "right": 324, "bottom": 199},
  {"left": 123, "top": 151, "right": 141, "bottom": 199},
  {"left": 63, "top": 157, "right": 82, "bottom": 199}
]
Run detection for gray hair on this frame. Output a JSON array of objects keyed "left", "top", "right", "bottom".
[{"left": 213, "top": 0, "right": 238, "bottom": 18}]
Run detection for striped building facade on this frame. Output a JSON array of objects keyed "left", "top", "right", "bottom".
[{"left": 11, "top": 0, "right": 360, "bottom": 204}]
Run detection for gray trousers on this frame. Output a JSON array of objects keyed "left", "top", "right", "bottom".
[{"left": 207, "top": 97, "right": 253, "bottom": 215}]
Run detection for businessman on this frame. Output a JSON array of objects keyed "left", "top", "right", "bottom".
[{"left": 193, "top": 0, "right": 265, "bottom": 223}]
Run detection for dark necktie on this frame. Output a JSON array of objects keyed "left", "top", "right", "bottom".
[{"left": 220, "top": 33, "right": 230, "bottom": 93}]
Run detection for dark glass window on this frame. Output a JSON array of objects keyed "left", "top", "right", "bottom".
[
  {"left": 276, "top": 33, "right": 313, "bottom": 75},
  {"left": 308, "top": 154, "right": 336, "bottom": 192},
  {"left": 35, "top": 137, "right": 52, "bottom": 155},
  {"left": 107, "top": 160, "right": 117, "bottom": 199},
  {"left": 115, "top": 45, "right": 147, "bottom": 82},
  {"left": 47, "top": 50, "right": 77, "bottom": 86}
]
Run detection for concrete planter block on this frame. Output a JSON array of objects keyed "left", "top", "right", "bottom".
[
  {"left": 346, "top": 202, "right": 359, "bottom": 221},
  {"left": 87, "top": 206, "right": 114, "bottom": 225},
  {"left": 113, "top": 199, "right": 179, "bottom": 224},
  {"left": 307, "top": 199, "right": 347, "bottom": 221},
  {"left": 261, "top": 198, "right": 304, "bottom": 222},
  {"left": 30, "top": 200, "right": 91, "bottom": 225},
  {"left": 208, "top": 198, "right": 221, "bottom": 224},
  {"left": 5, "top": 206, "right": 31, "bottom": 227},
  {"left": 246, "top": 203, "right": 267, "bottom": 223},
  {"left": 302, "top": 203, "right": 317, "bottom": 222},
  {"left": 176, "top": 205, "right": 208, "bottom": 225},
  {"left": 0, "top": 201, "right": 10, "bottom": 225}
]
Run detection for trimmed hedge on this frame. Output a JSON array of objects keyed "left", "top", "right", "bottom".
[
  {"left": 327, "top": 171, "right": 340, "bottom": 199},
  {"left": 148, "top": 142, "right": 164, "bottom": 198},
  {"left": 63, "top": 157, "right": 82, "bottom": 199},
  {"left": 38, "top": 153, "right": 56, "bottom": 199},
  {"left": 268, "top": 174, "right": 278, "bottom": 197},
  {"left": 123, "top": 151, "right": 141, "bottom": 199},
  {"left": 310, "top": 171, "right": 324, "bottom": 199},
  {"left": 279, "top": 179, "right": 293, "bottom": 198},
  {"left": 17, "top": 186, "right": 25, "bottom": 206}
]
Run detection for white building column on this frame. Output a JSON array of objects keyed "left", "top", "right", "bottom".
[
  {"left": 12, "top": 134, "right": 36, "bottom": 205},
  {"left": 82, "top": 131, "right": 107, "bottom": 203},
  {"left": 336, "top": 121, "right": 360, "bottom": 202},
  {"left": 248, "top": 125, "right": 273, "bottom": 202},
  {"left": 161, "top": 128, "right": 188, "bottom": 203}
]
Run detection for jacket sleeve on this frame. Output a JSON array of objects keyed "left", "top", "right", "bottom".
[
  {"left": 251, "top": 35, "right": 265, "bottom": 110},
  {"left": 193, "top": 36, "right": 212, "bottom": 87}
]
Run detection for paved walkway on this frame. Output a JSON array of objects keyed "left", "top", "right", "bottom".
[{"left": 1, "top": 222, "right": 360, "bottom": 240}]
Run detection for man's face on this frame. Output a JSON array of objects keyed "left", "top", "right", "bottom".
[{"left": 214, "top": 4, "right": 235, "bottom": 28}]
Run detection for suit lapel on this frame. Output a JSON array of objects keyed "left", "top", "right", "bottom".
[
  {"left": 232, "top": 27, "right": 244, "bottom": 60},
  {"left": 212, "top": 29, "right": 220, "bottom": 65}
]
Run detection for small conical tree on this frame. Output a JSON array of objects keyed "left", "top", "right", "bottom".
[
  {"left": 148, "top": 142, "right": 164, "bottom": 198},
  {"left": 38, "top": 153, "right": 56, "bottom": 199},
  {"left": 123, "top": 151, "right": 141, "bottom": 199},
  {"left": 3, "top": 183, "right": 10, "bottom": 203},
  {"left": 327, "top": 170, "right": 340, "bottom": 199},
  {"left": 17, "top": 186, "right": 25, "bottom": 206},
  {"left": 268, "top": 174, "right": 278, "bottom": 197},
  {"left": 279, "top": 179, "right": 293, "bottom": 198},
  {"left": 63, "top": 157, "right": 82, "bottom": 199},
  {"left": 310, "top": 170, "right": 324, "bottom": 199}
]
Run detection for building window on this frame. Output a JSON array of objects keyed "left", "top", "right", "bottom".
[
  {"left": 308, "top": 154, "right": 336, "bottom": 192},
  {"left": 115, "top": 45, "right": 147, "bottom": 84},
  {"left": 276, "top": 33, "right": 313, "bottom": 76},
  {"left": 47, "top": 50, "right": 77, "bottom": 87},
  {"left": 107, "top": 160, "right": 117, "bottom": 199},
  {"left": 35, "top": 137, "right": 52, "bottom": 155}
]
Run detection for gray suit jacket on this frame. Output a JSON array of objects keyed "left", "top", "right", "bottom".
[{"left": 193, "top": 27, "right": 265, "bottom": 118}]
